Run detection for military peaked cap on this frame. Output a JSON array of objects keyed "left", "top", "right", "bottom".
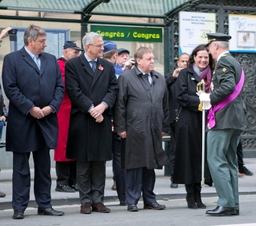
[{"left": 206, "top": 33, "right": 232, "bottom": 46}]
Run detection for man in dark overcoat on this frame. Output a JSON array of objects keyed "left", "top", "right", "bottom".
[
  {"left": 202, "top": 33, "right": 245, "bottom": 216},
  {"left": 114, "top": 47, "right": 170, "bottom": 212},
  {"left": 2, "top": 25, "right": 64, "bottom": 219},
  {"left": 65, "top": 32, "right": 117, "bottom": 214}
]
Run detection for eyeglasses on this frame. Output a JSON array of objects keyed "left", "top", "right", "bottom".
[{"left": 89, "top": 44, "right": 104, "bottom": 48}]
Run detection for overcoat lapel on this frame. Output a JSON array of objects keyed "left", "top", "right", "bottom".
[
  {"left": 92, "top": 59, "right": 104, "bottom": 88},
  {"left": 187, "top": 67, "right": 201, "bottom": 84},
  {"left": 39, "top": 53, "right": 47, "bottom": 75},
  {"left": 135, "top": 68, "right": 154, "bottom": 100},
  {"left": 21, "top": 47, "right": 40, "bottom": 74},
  {"left": 80, "top": 54, "right": 94, "bottom": 79}
]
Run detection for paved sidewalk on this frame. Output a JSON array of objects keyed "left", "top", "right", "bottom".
[{"left": 0, "top": 158, "right": 255, "bottom": 210}]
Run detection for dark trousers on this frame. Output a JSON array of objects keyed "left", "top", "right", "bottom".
[
  {"left": 236, "top": 138, "right": 244, "bottom": 170},
  {"left": 169, "top": 123, "right": 176, "bottom": 177},
  {"left": 125, "top": 167, "right": 156, "bottom": 205},
  {"left": 112, "top": 133, "right": 126, "bottom": 202},
  {"left": 12, "top": 146, "right": 51, "bottom": 211},
  {"left": 76, "top": 161, "right": 105, "bottom": 204},
  {"left": 56, "top": 161, "right": 76, "bottom": 186}
]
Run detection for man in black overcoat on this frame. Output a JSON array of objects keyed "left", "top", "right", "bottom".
[
  {"left": 65, "top": 32, "right": 117, "bottom": 214},
  {"left": 2, "top": 25, "right": 64, "bottom": 219}
]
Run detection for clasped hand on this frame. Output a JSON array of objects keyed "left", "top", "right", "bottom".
[
  {"left": 30, "top": 106, "right": 52, "bottom": 119},
  {"left": 90, "top": 103, "right": 106, "bottom": 123}
]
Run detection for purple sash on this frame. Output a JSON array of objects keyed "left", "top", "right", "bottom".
[{"left": 207, "top": 68, "right": 244, "bottom": 129}]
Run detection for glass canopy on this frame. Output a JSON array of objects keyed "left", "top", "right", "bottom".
[{"left": 0, "top": 0, "right": 198, "bottom": 21}]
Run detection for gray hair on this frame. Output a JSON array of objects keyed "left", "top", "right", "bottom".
[
  {"left": 214, "top": 41, "right": 229, "bottom": 50},
  {"left": 82, "top": 32, "right": 102, "bottom": 48},
  {"left": 134, "top": 47, "right": 153, "bottom": 66},
  {"left": 24, "top": 25, "right": 46, "bottom": 46}
]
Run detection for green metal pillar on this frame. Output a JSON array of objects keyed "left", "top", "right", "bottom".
[
  {"left": 164, "top": 25, "right": 171, "bottom": 176},
  {"left": 81, "top": 22, "right": 88, "bottom": 41}
]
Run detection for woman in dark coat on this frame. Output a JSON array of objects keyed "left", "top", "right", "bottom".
[{"left": 172, "top": 44, "right": 214, "bottom": 209}]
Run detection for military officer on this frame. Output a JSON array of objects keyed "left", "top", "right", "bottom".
[{"left": 199, "top": 33, "right": 244, "bottom": 216}]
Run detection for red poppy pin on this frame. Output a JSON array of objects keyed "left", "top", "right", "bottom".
[{"left": 98, "top": 65, "right": 104, "bottom": 71}]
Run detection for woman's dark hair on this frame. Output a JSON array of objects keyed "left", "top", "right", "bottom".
[{"left": 188, "top": 44, "right": 215, "bottom": 71}]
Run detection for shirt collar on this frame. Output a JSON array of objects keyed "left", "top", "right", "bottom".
[
  {"left": 137, "top": 67, "right": 149, "bottom": 75},
  {"left": 24, "top": 46, "right": 38, "bottom": 59},
  {"left": 217, "top": 51, "right": 229, "bottom": 62},
  {"left": 84, "top": 53, "right": 98, "bottom": 63}
]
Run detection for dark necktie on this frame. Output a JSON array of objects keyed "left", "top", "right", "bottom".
[{"left": 90, "top": 61, "right": 96, "bottom": 72}]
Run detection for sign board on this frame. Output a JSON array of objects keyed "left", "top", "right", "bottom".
[
  {"left": 12, "top": 28, "right": 69, "bottom": 58},
  {"left": 179, "top": 11, "right": 216, "bottom": 54},
  {"left": 90, "top": 25, "right": 162, "bottom": 42},
  {"left": 229, "top": 14, "right": 256, "bottom": 53}
]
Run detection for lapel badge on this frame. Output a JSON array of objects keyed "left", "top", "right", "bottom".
[{"left": 222, "top": 68, "right": 227, "bottom": 72}]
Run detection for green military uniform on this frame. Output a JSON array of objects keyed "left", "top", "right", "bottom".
[{"left": 206, "top": 33, "right": 244, "bottom": 213}]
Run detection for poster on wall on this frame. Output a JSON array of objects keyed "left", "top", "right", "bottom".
[
  {"left": 12, "top": 28, "right": 69, "bottom": 58},
  {"left": 229, "top": 14, "right": 256, "bottom": 53},
  {"left": 179, "top": 11, "right": 216, "bottom": 54}
]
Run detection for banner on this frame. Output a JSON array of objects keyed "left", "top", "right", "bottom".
[
  {"left": 229, "top": 14, "right": 256, "bottom": 53},
  {"left": 91, "top": 25, "right": 162, "bottom": 43},
  {"left": 179, "top": 12, "right": 216, "bottom": 54}
]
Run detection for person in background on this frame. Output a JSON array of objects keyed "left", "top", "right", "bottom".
[
  {"left": 0, "top": 26, "right": 11, "bottom": 198},
  {"left": 114, "top": 48, "right": 134, "bottom": 75},
  {"left": 165, "top": 53, "right": 189, "bottom": 189},
  {"left": 0, "top": 26, "right": 12, "bottom": 46},
  {"left": 103, "top": 41, "right": 126, "bottom": 206},
  {"left": 65, "top": 32, "right": 117, "bottom": 214},
  {"left": 0, "top": 84, "right": 8, "bottom": 145},
  {"left": 202, "top": 33, "right": 244, "bottom": 216},
  {"left": 0, "top": 95, "right": 7, "bottom": 199},
  {"left": 114, "top": 47, "right": 170, "bottom": 212},
  {"left": 2, "top": 24, "right": 64, "bottom": 219},
  {"left": 111, "top": 47, "right": 134, "bottom": 191},
  {"left": 103, "top": 41, "right": 118, "bottom": 65},
  {"left": 237, "top": 139, "right": 253, "bottom": 177},
  {"left": 54, "top": 41, "right": 83, "bottom": 193},
  {"left": 172, "top": 44, "right": 214, "bottom": 209}
]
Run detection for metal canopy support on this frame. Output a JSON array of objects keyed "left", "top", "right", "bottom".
[
  {"left": 164, "top": 26, "right": 171, "bottom": 75},
  {"left": 82, "top": 0, "right": 111, "bottom": 23},
  {"left": 164, "top": 0, "right": 202, "bottom": 74},
  {"left": 165, "top": 0, "right": 201, "bottom": 26},
  {"left": 81, "top": 0, "right": 111, "bottom": 39}
]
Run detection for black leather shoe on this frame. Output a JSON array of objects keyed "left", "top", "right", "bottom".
[
  {"left": 38, "top": 207, "right": 65, "bottom": 216},
  {"left": 144, "top": 202, "right": 166, "bottom": 210},
  {"left": 12, "top": 210, "right": 24, "bottom": 219},
  {"left": 239, "top": 166, "right": 253, "bottom": 176},
  {"left": 170, "top": 182, "right": 178, "bottom": 188},
  {"left": 206, "top": 206, "right": 236, "bottom": 216},
  {"left": 0, "top": 191, "right": 6, "bottom": 197},
  {"left": 127, "top": 204, "right": 138, "bottom": 212},
  {"left": 56, "top": 184, "right": 76, "bottom": 193},
  {"left": 232, "top": 210, "right": 239, "bottom": 215},
  {"left": 71, "top": 184, "right": 79, "bottom": 191}
]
